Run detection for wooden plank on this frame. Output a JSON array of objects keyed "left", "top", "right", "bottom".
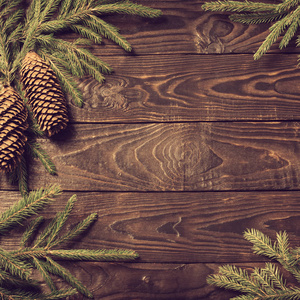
[
  {"left": 71, "top": 54, "right": 300, "bottom": 123},
  {"left": 55, "top": 262, "right": 242, "bottom": 299},
  {"left": 56, "top": 262, "right": 296, "bottom": 299},
  {"left": 10, "top": 122, "right": 300, "bottom": 192},
  {"left": 76, "top": 0, "right": 297, "bottom": 56},
  {"left": 2, "top": 190, "right": 300, "bottom": 263}
]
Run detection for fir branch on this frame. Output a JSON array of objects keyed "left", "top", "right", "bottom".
[
  {"left": 0, "top": 249, "right": 31, "bottom": 281},
  {"left": 276, "top": 231, "right": 291, "bottom": 263},
  {"left": 20, "top": 216, "right": 45, "bottom": 248},
  {"left": 39, "top": 9, "right": 95, "bottom": 33},
  {"left": 0, "top": 22, "right": 10, "bottom": 82},
  {"left": 0, "top": 0, "right": 23, "bottom": 20},
  {"left": 49, "top": 248, "right": 140, "bottom": 261},
  {"left": 44, "top": 195, "right": 77, "bottom": 249},
  {"left": 230, "top": 12, "right": 287, "bottom": 25},
  {"left": 38, "top": 50, "right": 84, "bottom": 107},
  {"left": 2, "top": 9, "right": 24, "bottom": 35},
  {"left": 0, "top": 187, "right": 139, "bottom": 299},
  {"left": 65, "top": 48, "right": 86, "bottom": 78},
  {"left": 39, "top": 1, "right": 161, "bottom": 33},
  {"left": 33, "top": 215, "right": 62, "bottom": 249},
  {"left": 253, "top": 15, "right": 290, "bottom": 60},
  {"left": 37, "top": 35, "right": 112, "bottom": 74},
  {"left": 45, "top": 256, "right": 94, "bottom": 299},
  {"left": 251, "top": 267, "right": 276, "bottom": 295},
  {"left": 0, "top": 185, "right": 61, "bottom": 235},
  {"left": 208, "top": 229, "right": 300, "bottom": 299},
  {"left": 245, "top": 229, "right": 300, "bottom": 282},
  {"left": 244, "top": 228, "right": 279, "bottom": 260},
  {"left": 202, "top": 0, "right": 300, "bottom": 61},
  {"left": 11, "top": 248, "right": 48, "bottom": 260},
  {"left": 31, "top": 256, "right": 56, "bottom": 292},
  {"left": 80, "top": 58, "right": 105, "bottom": 83},
  {"left": 0, "top": 286, "right": 77, "bottom": 300},
  {"left": 86, "top": 15, "right": 132, "bottom": 51},
  {"left": 37, "top": 35, "right": 110, "bottom": 102},
  {"left": 202, "top": 0, "right": 278, "bottom": 13},
  {"left": 279, "top": 18, "right": 299, "bottom": 49},
  {"left": 49, "top": 212, "right": 97, "bottom": 249},
  {"left": 38, "top": 288, "right": 78, "bottom": 300},
  {"left": 58, "top": 0, "right": 73, "bottom": 18},
  {"left": 39, "top": 0, "right": 61, "bottom": 23},
  {"left": 264, "top": 262, "right": 287, "bottom": 291},
  {"left": 8, "top": 155, "right": 28, "bottom": 197},
  {"left": 207, "top": 265, "right": 261, "bottom": 295},
  {"left": 6, "top": 23, "right": 23, "bottom": 45},
  {"left": 276, "top": 0, "right": 300, "bottom": 13},
  {"left": 70, "top": 24, "right": 103, "bottom": 44},
  {"left": 26, "top": 141, "right": 57, "bottom": 175},
  {"left": 0, "top": 268, "right": 38, "bottom": 290},
  {"left": 92, "top": 2, "right": 163, "bottom": 18}
]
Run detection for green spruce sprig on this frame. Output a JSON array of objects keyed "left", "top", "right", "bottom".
[
  {"left": 12, "top": 0, "right": 162, "bottom": 107},
  {"left": 0, "top": 0, "right": 161, "bottom": 193},
  {"left": 207, "top": 229, "right": 300, "bottom": 299},
  {"left": 0, "top": 185, "right": 139, "bottom": 299},
  {"left": 202, "top": 0, "right": 300, "bottom": 60}
]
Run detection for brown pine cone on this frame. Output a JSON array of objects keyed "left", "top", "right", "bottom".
[
  {"left": 0, "top": 86, "right": 28, "bottom": 173},
  {"left": 20, "top": 51, "right": 69, "bottom": 137}
]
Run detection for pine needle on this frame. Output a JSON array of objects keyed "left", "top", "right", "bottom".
[
  {"left": 49, "top": 212, "right": 98, "bottom": 248},
  {"left": 20, "top": 216, "right": 45, "bottom": 248},
  {"left": 70, "top": 24, "right": 103, "bottom": 44},
  {"left": 45, "top": 256, "right": 94, "bottom": 299},
  {"left": 8, "top": 155, "right": 28, "bottom": 197},
  {"left": 31, "top": 256, "right": 56, "bottom": 292},
  {"left": 86, "top": 15, "right": 132, "bottom": 51},
  {"left": 208, "top": 229, "right": 300, "bottom": 299},
  {"left": 202, "top": 0, "right": 300, "bottom": 60},
  {"left": 45, "top": 195, "right": 77, "bottom": 248},
  {"left": 202, "top": 0, "right": 278, "bottom": 13},
  {"left": 230, "top": 12, "right": 286, "bottom": 25},
  {"left": 0, "top": 249, "right": 31, "bottom": 281},
  {"left": 0, "top": 185, "right": 61, "bottom": 235},
  {"left": 41, "top": 51, "right": 84, "bottom": 107},
  {"left": 93, "top": 2, "right": 163, "bottom": 18},
  {"left": 0, "top": 187, "right": 139, "bottom": 298},
  {"left": 26, "top": 141, "right": 57, "bottom": 175},
  {"left": 49, "top": 248, "right": 140, "bottom": 261}
]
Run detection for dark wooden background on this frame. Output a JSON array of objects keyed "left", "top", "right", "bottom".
[{"left": 2, "top": 0, "right": 300, "bottom": 299}]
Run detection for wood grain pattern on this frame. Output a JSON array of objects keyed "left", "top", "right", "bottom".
[
  {"left": 1, "top": 191, "right": 300, "bottom": 263},
  {"left": 13, "top": 122, "right": 300, "bottom": 192},
  {"left": 69, "top": 54, "right": 300, "bottom": 123},
  {"left": 73, "top": 0, "right": 297, "bottom": 56},
  {"left": 1, "top": 1, "right": 300, "bottom": 298},
  {"left": 58, "top": 262, "right": 296, "bottom": 299},
  {"left": 55, "top": 262, "right": 243, "bottom": 299}
]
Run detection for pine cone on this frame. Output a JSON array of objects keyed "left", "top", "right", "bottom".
[
  {"left": 0, "top": 86, "right": 28, "bottom": 173},
  {"left": 20, "top": 51, "right": 69, "bottom": 137}
]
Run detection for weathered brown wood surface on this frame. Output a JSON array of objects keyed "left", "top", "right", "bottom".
[
  {"left": 70, "top": 54, "right": 300, "bottom": 122},
  {"left": 2, "top": 191, "right": 300, "bottom": 263},
  {"left": 2, "top": 0, "right": 300, "bottom": 299},
  {"left": 25, "top": 122, "right": 300, "bottom": 191}
]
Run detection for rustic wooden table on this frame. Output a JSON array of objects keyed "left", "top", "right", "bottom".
[{"left": 2, "top": 0, "right": 300, "bottom": 299}]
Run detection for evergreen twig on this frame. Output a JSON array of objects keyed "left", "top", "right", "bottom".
[
  {"left": 0, "top": 185, "right": 61, "bottom": 235},
  {"left": 0, "top": 185, "right": 139, "bottom": 299},
  {"left": 202, "top": 0, "right": 300, "bottom": 62},
  {"left": 0, "top": 0, "right": 161, "bottom": 190},
  {"left": 207, "top": 229, "right": 300, "bottom": 299}
]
